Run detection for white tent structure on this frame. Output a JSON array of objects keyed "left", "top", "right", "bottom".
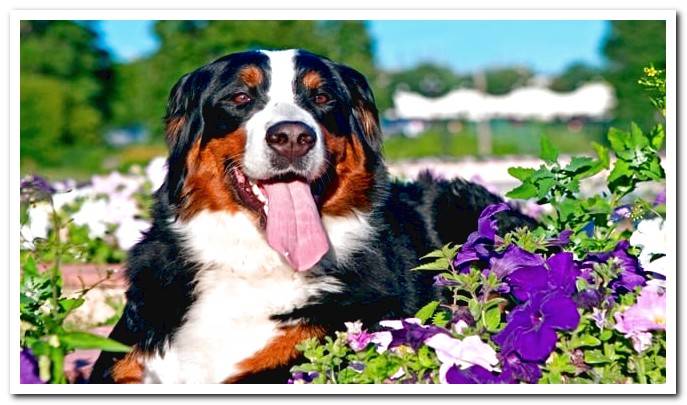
[{"left": 389, "top": 82, "right": 615, "bottom": 122}]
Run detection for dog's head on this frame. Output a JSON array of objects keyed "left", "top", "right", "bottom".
[{"left": 162, "top": 49, "right": 383, "bottom": 270}]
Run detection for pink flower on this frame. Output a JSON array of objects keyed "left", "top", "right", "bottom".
[
  {"left": 614, "top": 285, "right": 666, "bottom": 352},
  {"left": 425, "top": 334, "right": 499, "bottom": 373},
  {"left": 370, "top": 331, "right": 393, "bottom": 354},
  {"left": 344, "top": 321, "right": 373, "bottom": 352}
]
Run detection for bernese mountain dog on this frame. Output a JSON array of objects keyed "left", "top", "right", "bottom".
[{"left": 89, "top": 49, "right": 534, "bottom": 384}]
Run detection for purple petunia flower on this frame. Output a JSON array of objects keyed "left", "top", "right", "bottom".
[
  {"left": 497, "top": 351, "right": 542, "bottom": 384},
  {"left": 20, "top": 175, "right": 56, "bottom": 204},
  {"left": 433, "top": 274, "right": 457, "bottom": 287},
  {"left": 611, "top": 205, "right": 633, "bottom": 222},
  {"left": 489, "top": 244, "right": 545, "bottom": 279},
  {"left": 546, "top": 229, "right": 573, "bottom": 248},
  {"left": 287, "top": 371, "right": 319, "bottom": 384},
  {"left": 506, "top": 252, "right": 579, "bottom": 301},
  {"left": 493, "top": 290, "right": 580, "bottom": 362},
  {"left": 653, "top": 188, "right": 666, "bottom": 206},
  {"left": 20, "top": 348, "right": 44, "bottom": 384},
  {"left": 574, "top": 288, "right": 604, "bottom": 310},
  {"left": 453, "top": 203, "right": 511, "bottom": 272},
  {"left": 442, "top": 365, "right": 499, "bottom": 384},
  {"left": 380, "top": 318, "right": 447, "bottom": 351},
  {"left": 581, "top": 241, "right": 647, "bottom": 295}
]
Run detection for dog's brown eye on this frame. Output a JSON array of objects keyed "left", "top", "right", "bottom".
[
  {"left": 231, "top": 93, "right": 252, "bottom": 105},
  {"left": 313, "top": 93, "right": 330, "bottom": 105}
]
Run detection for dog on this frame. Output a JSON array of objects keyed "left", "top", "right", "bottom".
[{"left": 89, "top": 49, "right": 534, "bottom": 384}]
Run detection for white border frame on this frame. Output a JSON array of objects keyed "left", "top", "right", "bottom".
[{"left": 9, "top": 9, "right": 677, "bottom": 395}]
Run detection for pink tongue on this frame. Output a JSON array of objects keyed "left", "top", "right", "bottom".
[{"left": 262, "top": 180, "right": 329, "bottom": 271}]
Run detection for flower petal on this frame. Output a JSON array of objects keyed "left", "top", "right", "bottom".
[
  {"left": 516, "top": 326, "right": 557, "bottom": 362},
  {"left": 541, "top": 293, "right": 580, "bottom": 331},
  {"left": 507, "top": 266, "right": 549, "bottom": 301}
]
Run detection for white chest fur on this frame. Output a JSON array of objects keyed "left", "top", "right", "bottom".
[{"left": 142, "top": 209, "right": 369, "bottom": 383}]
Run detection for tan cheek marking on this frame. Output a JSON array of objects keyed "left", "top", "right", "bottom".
[
  {"left": 111, "top": 350, "right": 145, "bottom": 384},
  {"left": 223, "top": 324, "right": 326, "bottom": 383},
  {"left": 178, "top": 130, "right": 247, "bottom": 221},
  {"left": 320, "top": 129, "right": 375, "bottom": 216}
]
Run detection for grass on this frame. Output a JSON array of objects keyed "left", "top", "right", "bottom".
[
  {"left": 382, "top": 121, "right": 608, "bottom": 160},
  {"left": 21, "top": 143, "right": 168, "bottom": 181}
]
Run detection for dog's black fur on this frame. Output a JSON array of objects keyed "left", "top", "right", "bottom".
[{"left": 89, "top": 49, "right": 535, "bottom": 384}]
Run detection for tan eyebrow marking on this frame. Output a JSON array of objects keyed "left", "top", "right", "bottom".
[
  {"left": 303, "top": 70, "right": 323, "bottom": 90},
  {"left": 239, "top": 65, "right": 263, "bottom": 87}
]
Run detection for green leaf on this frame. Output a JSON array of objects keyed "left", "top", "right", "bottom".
[
  {"left": 431, "top": 311, "right": 450, "bottom": 328},
  {"left": 592, "top": 142, "right": 610, "bottom": 169},
  {"left": 411, "top": 257, "right": 450, "bottom": 271},
  {"left": 607, "top": 127, "right": 629, "bottom": 153},
  {"left": 59, "top": 298, "right": 85, "bottom": 313},
  {"left": 584, "top": 349, "right": 609, "bottom": 364},
  {"left": 536, "top": 178, "right": 556, "bottom": 199},
  {"left": 540, "top": 136, "right": 559, "bottom": 163},
  {"left": 59, "top": 331, "right": 131, "bottom": 352},
  {"left": 649, "top": 124, "right": 665, "bottom": 150},
  {"left": 468, "top": 299, "right": 481, "bottom": 321},
  {"left": 629, "top": 122, "right": 649, "bottom": 149},
  {"left": 607, "top": 159, "right": 634, "bottom": 194},
  {"left": 483, "top": 306, "right": 502, "bottom": 332},
  {"left": 574, "top": 335, "right": 601, "bottom": 348},
  {"left": 506, "top": 182, "right": 538, "bottom": 199},
  {"left": 414, "top": 300, "right": 439, "bottom": 323},
  {"left": 419, "top": 248, "right": 446, "bottom": 260},
  {"left": 564, "top": 156, "right": 594, "bottom": 174},
  {"left": 508, "top": 166, "right": 536, "bottom": 181},
  {"left": 599, "top": 329, "right": 613, "bottom": 341},
  {"left": 22, "top": 256, "right": 38, "bottom": 278}
]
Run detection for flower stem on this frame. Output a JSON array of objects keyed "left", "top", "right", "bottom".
[
  {"left": 48, "top": 198, "right": 61, "bottom": 318},
  {"left": 636, "top": 355, "right": 648, "bottom": 384}
]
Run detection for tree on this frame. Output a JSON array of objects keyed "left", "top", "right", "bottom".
[
  {"left": 20, "top": 21, "right": 114, "bottom": 165},
  {"left": 373, "top": 63, "right": 471, "bottom": 111},
  {"left": 483, "top": 67, "right": 533, "bottom": 95},
  {"left": 549, "top": 62, "right": 602, "bottom": 92},
  {"left": 603, "top": 21, "right": 666, "bottom": 130}
]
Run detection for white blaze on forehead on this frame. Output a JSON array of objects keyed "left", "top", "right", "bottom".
[
  {"left": 242, "top": 49, "right": 326, "bottom": 181},
  {"left": 262, "top": 49, "right": 298, "bottom": 104}
]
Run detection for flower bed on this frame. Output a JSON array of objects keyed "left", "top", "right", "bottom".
[
  {"left": 18, "top": 67, "right": 668, "bottom": 385},
  {"left": 288, "top": 67, "right": 668, "bottom": 385}
]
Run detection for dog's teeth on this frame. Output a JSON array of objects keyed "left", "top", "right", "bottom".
[{"left": 263, "top": 204, "right": 269, "bottom": 215}]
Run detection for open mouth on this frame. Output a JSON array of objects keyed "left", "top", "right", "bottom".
[{"left": 228, "top": 166, "right": 330, "bottom": 272}]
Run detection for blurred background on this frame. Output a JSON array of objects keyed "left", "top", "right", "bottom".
[{"left": 20, "top": 20, "right": 666, "bottom": 180}]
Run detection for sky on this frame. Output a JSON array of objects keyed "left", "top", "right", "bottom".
[{"left": 97, "top": 20, "right": 609, "bottom": 75}]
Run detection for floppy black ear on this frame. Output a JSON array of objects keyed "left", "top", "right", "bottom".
[
  {"left": 163, "top": 72, "right": 207, "bottom": 205},
  {"left": 336, "top": 64, "right": 382, "bottom": 152}
]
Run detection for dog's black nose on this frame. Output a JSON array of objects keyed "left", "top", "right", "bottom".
[{"left": 265, "top": 121, "right": 316, "bottom": 160}]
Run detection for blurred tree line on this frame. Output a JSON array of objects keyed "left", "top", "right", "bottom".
[{"left": 20, "top": 20, "right": 666, "bottom": 172}]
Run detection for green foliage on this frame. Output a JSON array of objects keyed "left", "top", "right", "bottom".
[
  {"left": 20, "top": 21, "right": 113, "bottom": 169},
  {"left": 20, "top": 191, "right": 130, "bottom": 383},
  {"left": 483, "top": 66, "right": 534, "bottom": 95},
  {"left": 549, "top": 62, "right": 603, "bottom": 92},
  {"left": 603, "top": 21, "right": 666, "bottom": 130},
  {"left": 374, "top": 63, "right": 472, "bottom": 110}
]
